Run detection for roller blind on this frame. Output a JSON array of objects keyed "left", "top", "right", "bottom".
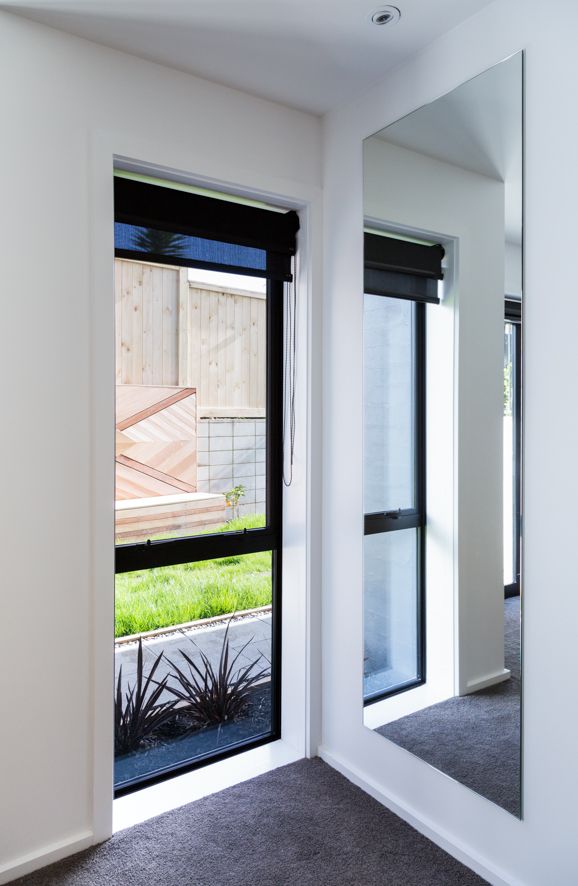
[{"left": 114, "top": 176, "right": 299, "bottom": 282}]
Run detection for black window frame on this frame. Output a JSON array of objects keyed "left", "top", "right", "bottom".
[
  {"left": 363, "top": 232, "right": 443, "bottom": 706},
  {"left": 113, "top": 176, "right": 297, "bottom": 796},
  {"left": 504, "top": 298, "right": 522, "bottom": 599}
]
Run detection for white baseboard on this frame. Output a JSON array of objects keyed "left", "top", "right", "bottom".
[
  {"left": 463, "top": 668, "right": 511, "bottom": 695},
  {"left": 0, "top": 830, "right": 94, "bottom": 885},
  {"left": 319, "top": 746, "right": 521, "bottom": 886},
  {"left": 363, "top": 684, "right": 452, "bottom": 730}
]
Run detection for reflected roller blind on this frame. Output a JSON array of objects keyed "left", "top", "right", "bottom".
[{"left": 364, "top": 232, "right": 444, "bottom": 304}]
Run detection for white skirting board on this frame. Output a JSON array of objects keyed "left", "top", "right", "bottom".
[
  {"left": 1, "top": 744, "right": 305, "bottom": 883},
  {"left": 463, "top": 668, "right": 511, "bottom": 695},
  {"left": 318, "top": 746, "right": 523, "bottom": 886},
  {"left": 0, "top": 830, "right": 94, "bottom": 885}
]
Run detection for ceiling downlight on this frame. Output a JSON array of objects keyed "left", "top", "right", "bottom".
[{"left": 370, "top": 6, "right": 401, "bottom": 26}]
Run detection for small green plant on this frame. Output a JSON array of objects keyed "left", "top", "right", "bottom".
[
  {"left": 164, "top": 621, "right": 270, "bottom": 729},
  {"left": 225, "top": 484, "right": 246, "bottom": 520},
  {"left": 115, "top": 639, "right": 177, "bottom": 756}
]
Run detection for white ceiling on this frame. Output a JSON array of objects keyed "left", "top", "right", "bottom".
[
  {"left": 2, "top": 0, "right": 496, "bottom": 115},
  {"left": 372, "top": 53, "right": 523, "bottom": 243}
]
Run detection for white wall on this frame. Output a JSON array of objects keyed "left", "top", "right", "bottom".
[
  {"left": 363, "top": 136, "right": 506, "bottom": 712},
  {"left": 322, "top": 1, "right": 578, "bottom": 883},
  {"left": 0, "top": 12, "right": 322, "bottom": 882}
]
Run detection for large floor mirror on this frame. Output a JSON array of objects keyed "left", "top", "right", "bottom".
[{"left": 362, "top": 53, "right": 523, "bottom": 817}]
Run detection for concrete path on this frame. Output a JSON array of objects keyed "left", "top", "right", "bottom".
[{"left": 115, "top": 612, "right": 272, "bottom": 701}]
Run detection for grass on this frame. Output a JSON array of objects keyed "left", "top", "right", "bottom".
[{"left": 115, "top": 514, "right": 271, "bottom": 638}]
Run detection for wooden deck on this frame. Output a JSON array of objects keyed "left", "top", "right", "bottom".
[{"left": 115, "top": 385, "right": 226, "bottom": 540}]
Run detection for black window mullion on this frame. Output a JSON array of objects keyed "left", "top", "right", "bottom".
[
  {"left": 115, "top": 527, "right": 279, "bottom": 573},
  {"left": 364, "top": 510, "right": 422, "bottom": 535},
  {"left": 512, "top": 317, "right": 522, "bottom": 594},
  {"left": 415, "top": 302, "right": 427, "bottom": 690},
  {"left": 266, "top": 277, "right": 283, "bottom": 741},
  {"left": 414, "top": 301, "right": 426, "bottom": 524},
  {"left": 266, "top": 278, "right": 284, "bottom": 537}
]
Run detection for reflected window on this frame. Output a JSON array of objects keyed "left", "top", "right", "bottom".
[
  {"left": 363, "top": 232, "right": 442, "bottom": 702},
  {"left": 504, "top": 299, "right": 522, "bottom": 596},
  {"left": 364, "top": 296, "right": 415, "bottom": 514},
  {"left": 364, "top": 530, "right": 419, "bottom": 697}
]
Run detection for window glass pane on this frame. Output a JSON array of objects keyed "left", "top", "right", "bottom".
[
  {"left": 363, "top": 295, "right": 415, "bottom": 513},
  {"left": 115, "top": 263, "right": 267, "bottom": 545},
  {"left": 503, "top": 322, "right": 516, "bottom": 586},
  {"left": 364, "top": 529, "right": 419, "bottom": 699},
  {"left": 114, "top": 552, "right": 273, "bottom": 790}
]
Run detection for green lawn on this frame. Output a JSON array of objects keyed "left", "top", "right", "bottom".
[{"left": 115, "top": 514, "right": 271, "bottom": 638}]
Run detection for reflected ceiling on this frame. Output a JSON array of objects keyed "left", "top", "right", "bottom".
[{"left": 377, "top": 56, "right": 522, "bottom": 243}]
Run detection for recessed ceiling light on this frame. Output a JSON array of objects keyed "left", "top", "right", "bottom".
[{"left": 370, "top": 6, "right": 401, "bottom": 26}]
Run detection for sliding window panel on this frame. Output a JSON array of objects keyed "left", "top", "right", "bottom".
[
  {"left": 115, "top": 264, "right": 267, "bottom": 547},
  {"left": 363, "top": 529, "right": 421, "bottom": 699},
  {"left": 364, "top": 295, "right": 416, "bottom": 514},
  {"left": 114, "top": 552, "right": 274, "bottom": 793},
  {"left": 363, "top": 288, "right": 425, "bottom": 703}
]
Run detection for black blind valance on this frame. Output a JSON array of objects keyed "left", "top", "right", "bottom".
[
  {"left": 114, "top": 177, "right": 299, "bottom": 282},
  {"left": 364, "top": 232, "right": 444, "bottom": 304}
]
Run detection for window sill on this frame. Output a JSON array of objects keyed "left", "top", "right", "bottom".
[{"left": 112, "top": 740, "right": 303, "bottom": 833}]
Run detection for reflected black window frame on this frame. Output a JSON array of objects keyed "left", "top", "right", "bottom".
[
  {"left": 363, "top": 232, "right": 443, "bottom": 705},
  {"left": 113, "top": 175, "right": 298, "bottom": 795}
]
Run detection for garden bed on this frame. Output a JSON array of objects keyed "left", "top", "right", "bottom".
[{"left": 115, "top": 682, "right": 271, "bottom": 789}]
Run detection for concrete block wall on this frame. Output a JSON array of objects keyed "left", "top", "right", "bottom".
[{"left": 197, "top": 418, "right": 266, "bottom": 517}]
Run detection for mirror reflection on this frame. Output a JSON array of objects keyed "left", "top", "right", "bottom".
[{"left": 362, "top": 53, "right": 523, "bottom": 817}]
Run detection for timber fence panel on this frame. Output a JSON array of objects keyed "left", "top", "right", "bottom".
[{"left": 115, "top": 258, "right": 266, "bottom": 412}]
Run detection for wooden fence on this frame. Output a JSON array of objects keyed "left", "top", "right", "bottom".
[{"left": 115, "top": 258, "right": 266, "bottom": 413}]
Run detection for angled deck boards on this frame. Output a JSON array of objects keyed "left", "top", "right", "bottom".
[{"left": 115, "top": 384, "right": 225, "bottom": 539}]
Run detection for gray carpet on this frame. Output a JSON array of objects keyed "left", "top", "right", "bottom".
[
  {"left": 14, "top": 759, "right": 486, "bottom": 885},
  {"left": 377, "top": 598, "right": 521, "bottom": 816}
]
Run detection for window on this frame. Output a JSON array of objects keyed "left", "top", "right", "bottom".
[
  {"left": 113, "top": 175, "right": 297, "bottom": 794},
  {"left": 363, "top": 233, "right": 442, "bottom": 703},
  {"left": 504, "top": 298, "right": 522, "bottom": 597}
]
